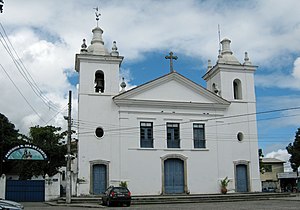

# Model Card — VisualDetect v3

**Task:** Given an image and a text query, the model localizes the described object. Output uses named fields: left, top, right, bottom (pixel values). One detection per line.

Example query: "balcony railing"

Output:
left=194, top=139, right=206, bottom=148
left=140, top=139, right=154, bottom=148
left=167, top=139, right=180, bottom=148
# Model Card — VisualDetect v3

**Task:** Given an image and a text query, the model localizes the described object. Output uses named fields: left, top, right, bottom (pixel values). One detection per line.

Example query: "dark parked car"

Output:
left=102, top=186, right=131, bottom=207
left=262, top=187, right=275, bottom=192
left=0, top=199, right=24, bottom=209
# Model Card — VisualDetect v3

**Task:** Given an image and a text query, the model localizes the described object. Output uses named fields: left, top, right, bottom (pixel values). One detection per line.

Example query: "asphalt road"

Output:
left=23, top=200, right=300, bottom=210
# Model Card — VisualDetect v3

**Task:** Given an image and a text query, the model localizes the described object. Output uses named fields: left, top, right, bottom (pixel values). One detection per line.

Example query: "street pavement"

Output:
left=22, top=198, right=300, bottom=210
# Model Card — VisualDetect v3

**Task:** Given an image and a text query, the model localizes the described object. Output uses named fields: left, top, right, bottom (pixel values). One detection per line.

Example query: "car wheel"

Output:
left=126, top=201, right=131, bottom=207
left=102, top=199, right=106, bottom=206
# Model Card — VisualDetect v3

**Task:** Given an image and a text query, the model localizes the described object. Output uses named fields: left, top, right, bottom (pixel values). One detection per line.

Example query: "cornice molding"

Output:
left=114, top=98, right=229, bottom=110
left=75, top=53, right=124, bottom=72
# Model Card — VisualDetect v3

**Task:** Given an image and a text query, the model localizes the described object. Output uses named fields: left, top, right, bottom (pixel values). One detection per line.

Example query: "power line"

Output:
left=44, top=104, right=68, bottom=125
left=0, top=23, right=71, bottom=127
left=0, top=63, right=46, bottom=123
left=0, top=22, right=61, bottom=111
left=76, top=133, right=293, bottom=144
left=74, top=111, right=300, bottom=133
left=73, top=106, right=300, bottom=135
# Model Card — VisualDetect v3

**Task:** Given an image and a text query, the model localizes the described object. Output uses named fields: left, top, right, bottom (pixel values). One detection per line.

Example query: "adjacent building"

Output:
left=75, top=20, right=261, bottom=196
left=260, top=158, right=285, bottom=192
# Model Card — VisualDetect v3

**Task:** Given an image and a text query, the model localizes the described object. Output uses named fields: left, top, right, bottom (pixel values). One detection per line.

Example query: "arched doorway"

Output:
left=164, top=158, right=184, bottom=194
left=92, top=164, right=107, bottom=194
left=236, top=164, right=248, bottom=192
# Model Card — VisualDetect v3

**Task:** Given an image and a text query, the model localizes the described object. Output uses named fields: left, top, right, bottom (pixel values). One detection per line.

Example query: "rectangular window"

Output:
left=264, top=165, right=272, bottom=172
left=193, top=123, right=205, bottom=148
left=167, top=123, right=180, bottom=148
left=140, top=122, right=153, bottom=148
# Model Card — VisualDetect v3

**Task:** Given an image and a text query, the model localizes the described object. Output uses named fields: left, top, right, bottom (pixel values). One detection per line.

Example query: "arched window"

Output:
left=95, top=70, right=104, bottom=93
left=233, top=79, right=242, bottom=100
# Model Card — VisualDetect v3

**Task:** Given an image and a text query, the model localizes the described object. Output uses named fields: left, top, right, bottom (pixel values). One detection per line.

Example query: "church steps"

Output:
left=56, top=192, right=296, bottom=205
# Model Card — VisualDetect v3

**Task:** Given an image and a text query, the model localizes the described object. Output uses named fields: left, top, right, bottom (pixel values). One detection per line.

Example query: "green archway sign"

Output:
left=4, top=144, right=48, bottom=161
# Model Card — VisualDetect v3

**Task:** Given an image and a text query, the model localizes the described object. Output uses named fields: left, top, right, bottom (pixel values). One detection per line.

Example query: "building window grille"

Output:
left=167, top=123, right=180, bottom=148
left=140, top=122, right=153, bottom=148
left=193, top=123, right=206, bottom=148
left=264, top=165, right=272, bottom=172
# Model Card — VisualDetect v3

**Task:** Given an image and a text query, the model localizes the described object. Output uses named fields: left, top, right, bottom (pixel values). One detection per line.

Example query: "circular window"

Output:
left=237, top=132, right=244, bottom=141
left=95, top=127, right=104, bottom=138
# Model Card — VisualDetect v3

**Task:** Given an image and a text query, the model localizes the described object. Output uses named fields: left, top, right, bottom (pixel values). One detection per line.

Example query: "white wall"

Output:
left=76, top=39, right=261, bottom=195
left=0, top=174, right=6, bottom=199
left=45, top=174, right=61, bottom=201
left=77, top=98, right=261, bottom=195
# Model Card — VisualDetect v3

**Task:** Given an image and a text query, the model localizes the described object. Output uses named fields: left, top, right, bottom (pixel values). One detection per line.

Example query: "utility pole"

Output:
left=0, top=120, right=3, bottom=175
left=66, top=90, right=72, bottom=204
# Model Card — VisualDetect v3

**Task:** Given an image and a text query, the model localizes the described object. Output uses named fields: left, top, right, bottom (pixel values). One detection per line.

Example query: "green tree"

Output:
left=258, top=148, right=265, bottom=174
left=0, top=113, right=24, bottom=175
left=18, top=125, right=68, bottom=179
left=286, top=128, right=300, bottom=172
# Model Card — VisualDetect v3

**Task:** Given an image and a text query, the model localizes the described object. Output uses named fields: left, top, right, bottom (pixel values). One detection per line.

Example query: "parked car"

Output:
left=102, top=186, right=131, bottom=207
left=262, top=187, right=275, bottom=192
left=0, top=199, right=24, bottom=209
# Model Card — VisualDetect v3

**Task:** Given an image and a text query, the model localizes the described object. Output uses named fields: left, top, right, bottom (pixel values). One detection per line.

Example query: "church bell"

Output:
left=94, top=71, right=105, bottom=93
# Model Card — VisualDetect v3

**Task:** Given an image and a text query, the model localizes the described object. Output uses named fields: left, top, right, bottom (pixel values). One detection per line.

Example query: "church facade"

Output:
left=75, top=21, right=261, bottom=196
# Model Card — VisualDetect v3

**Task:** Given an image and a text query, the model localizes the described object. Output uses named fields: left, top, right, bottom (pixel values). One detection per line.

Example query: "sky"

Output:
left=1, top=0, right=300, bottom=171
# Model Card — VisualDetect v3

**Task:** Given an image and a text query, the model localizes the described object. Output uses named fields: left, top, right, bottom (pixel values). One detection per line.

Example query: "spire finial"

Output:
left=111, top=41, right=119, bottom=56
left=243, top=52, right=252, bottom=65
left=80, top=39, right=87, bottom=53
left=120, top=77, right=126, bottom=92
left=218, top=24, right=221, bottom=55
left=93, top=7, right=101, bottom=27
left=207, top=59, right=212, bottom=71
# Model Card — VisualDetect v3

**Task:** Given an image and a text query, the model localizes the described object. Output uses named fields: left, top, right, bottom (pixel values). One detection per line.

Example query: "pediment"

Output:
left=114, top=72, right=229, bottom=108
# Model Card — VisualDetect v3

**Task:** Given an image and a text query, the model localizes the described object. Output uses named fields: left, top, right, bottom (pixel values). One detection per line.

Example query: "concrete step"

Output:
left=57, top=197, right=102, bottom=204
left=57, top=193, right=296, bottom=205
left=131, top=193, right=296, bottom=205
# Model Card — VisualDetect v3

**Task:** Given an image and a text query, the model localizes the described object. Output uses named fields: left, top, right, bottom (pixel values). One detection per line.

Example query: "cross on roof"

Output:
left=93, top=7, right=101, bottom=27
left=165, top=52, right=178, bottom=73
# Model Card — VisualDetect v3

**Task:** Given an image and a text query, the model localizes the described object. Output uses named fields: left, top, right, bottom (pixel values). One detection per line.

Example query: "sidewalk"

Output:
left=46, top=201, right=104, bottom=208
left=47, top=192, right=299, bottom=208
left=271, top=193, right=300, bottom=201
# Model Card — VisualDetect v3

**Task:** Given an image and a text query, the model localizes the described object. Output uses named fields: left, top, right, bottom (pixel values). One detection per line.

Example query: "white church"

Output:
left=74, top=18, right=261, bottom=195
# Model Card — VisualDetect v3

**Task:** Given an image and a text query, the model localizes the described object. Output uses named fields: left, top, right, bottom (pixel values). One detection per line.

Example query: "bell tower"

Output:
left=75, top=12, right=124, bottom=195
left=75, top=7, right=123, bottom=95
left=75, top=30, right=123, bottom=96
left=203, top=38, right=257, bottom=103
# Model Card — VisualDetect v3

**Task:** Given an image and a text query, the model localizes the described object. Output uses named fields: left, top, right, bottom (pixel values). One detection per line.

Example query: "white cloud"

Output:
left=266, top=149, right=289, bottom=161
left=257, top=95, right=300, bottom=129
left=266, top=149, right=292, bottom=172
left=1, top=0, right=300, bottom=135
left=0, top=25, right=76, bottom=134
left=120, top=68, right=136, bottom=91
left=292, top=57, right=300, bottom=79
left=255, top=56, right=300, bottom=90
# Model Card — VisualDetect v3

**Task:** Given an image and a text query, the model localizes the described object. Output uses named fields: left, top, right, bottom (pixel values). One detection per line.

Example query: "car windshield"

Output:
left=113, top=187, right=128, bottom=193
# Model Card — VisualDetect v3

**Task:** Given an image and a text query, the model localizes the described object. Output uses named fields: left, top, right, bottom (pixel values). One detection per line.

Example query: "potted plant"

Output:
left=220, top=177, right=230, bottom=194
left=119, top=181, right=128, bottom=188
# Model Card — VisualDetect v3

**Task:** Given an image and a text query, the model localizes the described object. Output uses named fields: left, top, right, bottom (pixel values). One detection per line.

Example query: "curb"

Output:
left=46, top=201, right=104, bottom=208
